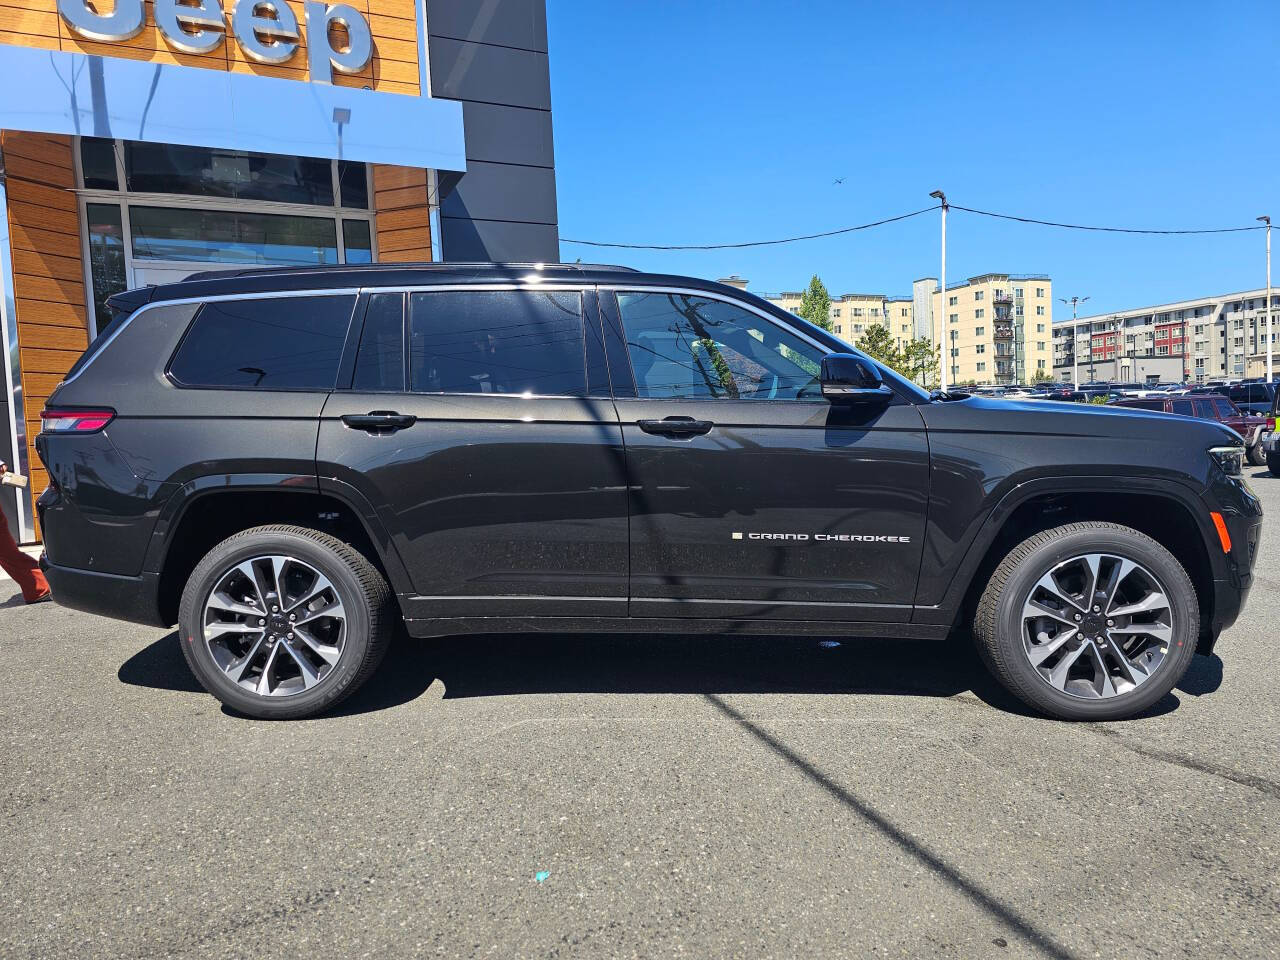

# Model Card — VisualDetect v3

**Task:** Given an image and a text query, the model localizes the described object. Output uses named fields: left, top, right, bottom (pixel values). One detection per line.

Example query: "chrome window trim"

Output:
left=60, top=281, right=833, bottom=392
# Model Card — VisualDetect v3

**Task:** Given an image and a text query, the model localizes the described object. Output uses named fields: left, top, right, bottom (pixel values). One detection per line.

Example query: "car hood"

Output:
left=922, top=395, right=1242, bottom=445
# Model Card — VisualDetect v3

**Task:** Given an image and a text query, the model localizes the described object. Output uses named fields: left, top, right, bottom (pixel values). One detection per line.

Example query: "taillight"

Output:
left=1269, top=417, right=1276, bottom=432
left=40, top=408, right=115, bottom=433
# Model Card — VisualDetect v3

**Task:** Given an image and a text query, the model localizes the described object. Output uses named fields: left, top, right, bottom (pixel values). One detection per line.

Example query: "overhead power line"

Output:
left=559, top=202, right=1267, bottom=250
left=559, top=205, right=939, bottom=250
left=949, top=204, right=1268, bottom=235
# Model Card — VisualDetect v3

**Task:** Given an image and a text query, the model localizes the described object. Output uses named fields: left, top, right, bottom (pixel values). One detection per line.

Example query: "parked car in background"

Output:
left=1111, top=394, right=1270, bottom=465
left=1041, top=388, right=1088, bottom=402
left=1263, top=387, right=1279, bottom=477
left=1219, top=381, right=1277, bottom=416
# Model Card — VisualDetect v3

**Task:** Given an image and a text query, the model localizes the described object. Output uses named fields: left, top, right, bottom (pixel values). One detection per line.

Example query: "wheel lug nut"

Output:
left=1092, top=605, right=1100, bottom=612
left=1074, top=613, right=1082, bottom=622
left=287, top=632, right=294, bottom=640
left=258, top=618, right=266, bottom=626
left=272, top=605, right=279, bottom=613
left=1106, top=618, right=1114, bottom=626
left=288, top=614, right=296, bottom=622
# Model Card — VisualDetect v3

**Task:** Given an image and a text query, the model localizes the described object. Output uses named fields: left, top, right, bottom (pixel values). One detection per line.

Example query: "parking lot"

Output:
left=1, top=471, right=1276, bottom=960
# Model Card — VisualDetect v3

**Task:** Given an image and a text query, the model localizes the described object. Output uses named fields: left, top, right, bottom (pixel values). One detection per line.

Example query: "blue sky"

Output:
left=547, top=1, right=1279, bottom=319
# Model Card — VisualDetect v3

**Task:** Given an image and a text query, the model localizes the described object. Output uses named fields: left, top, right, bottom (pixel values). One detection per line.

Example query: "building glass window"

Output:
left=76, top=137, right=378, bottom=334
left=80, top=138, right=119, bottom=191
left=338, top=160, right=370, bottom=209
left=130, top=206, right=339, bottom=265
left=125, top=142, right=334, bottom=206
left=343, top=220, right=374, bottom=264
left=85, top=203, right=127, bottom=328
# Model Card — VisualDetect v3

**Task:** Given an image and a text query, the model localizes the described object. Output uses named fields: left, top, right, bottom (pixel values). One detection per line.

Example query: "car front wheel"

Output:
left=974, top=522, right=1198, bottom=721
left=1268, top=448, right=1280, bottom=477
left=178, top=525, right=394, bottom=719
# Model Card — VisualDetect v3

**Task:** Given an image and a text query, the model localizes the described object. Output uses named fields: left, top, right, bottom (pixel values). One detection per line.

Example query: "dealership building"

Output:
left=0, top=0, right=559, bottom=543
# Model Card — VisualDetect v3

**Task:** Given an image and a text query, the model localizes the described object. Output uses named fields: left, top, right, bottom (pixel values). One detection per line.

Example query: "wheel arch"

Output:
left=924, top=477, right=1220, bottom=649
left=147, top=476, right=412, bottom=626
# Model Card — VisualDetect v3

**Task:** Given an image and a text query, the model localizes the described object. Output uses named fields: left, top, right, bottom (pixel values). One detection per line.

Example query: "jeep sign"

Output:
left=57, top=0, right=374, bottom=84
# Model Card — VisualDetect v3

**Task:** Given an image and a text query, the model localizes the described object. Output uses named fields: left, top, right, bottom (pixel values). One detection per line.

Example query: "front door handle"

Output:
left=341, top=411, right=417, bottom=433
left=637, top=416, right=714, bottom=437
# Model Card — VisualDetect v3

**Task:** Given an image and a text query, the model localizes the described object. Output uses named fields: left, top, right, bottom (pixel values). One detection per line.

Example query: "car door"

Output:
left=600, top=287, right=930, bottom=623
left=317, top=286, right=629, bottom=623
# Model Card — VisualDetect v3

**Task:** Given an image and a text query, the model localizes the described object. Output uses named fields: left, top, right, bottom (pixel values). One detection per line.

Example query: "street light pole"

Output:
left=1059, top=295, right=1089, bottom=388
left=930, top=190, right=948, bottom=392
left=1260, top=216, right=1272, bottom=382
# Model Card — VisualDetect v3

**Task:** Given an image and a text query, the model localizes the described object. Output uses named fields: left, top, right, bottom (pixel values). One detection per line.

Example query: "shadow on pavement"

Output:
left=119, top=629, right=1206, bottom=721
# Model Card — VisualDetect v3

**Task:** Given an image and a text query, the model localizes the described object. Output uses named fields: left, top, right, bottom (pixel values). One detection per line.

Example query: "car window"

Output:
left=1211, top=396, right=1237, bottom=418
left=170, top=295, right=355, bottom=389
left=352, top=293, right=405, bottom=392
left=1170, top=399, right=1194, bottom=417
left=409, top=290, right=584, bottom=396
left=616, top=291, right=824, bottom=400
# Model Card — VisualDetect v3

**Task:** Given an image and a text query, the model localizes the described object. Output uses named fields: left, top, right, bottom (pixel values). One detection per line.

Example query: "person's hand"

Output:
left=0, top=462, right=7, bottom=476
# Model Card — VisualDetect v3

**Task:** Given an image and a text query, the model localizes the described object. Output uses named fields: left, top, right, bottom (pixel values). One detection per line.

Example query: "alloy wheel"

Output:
left=1020, top=553, right=1173, bottom=699
left=202, top=555, right=347, bottom=698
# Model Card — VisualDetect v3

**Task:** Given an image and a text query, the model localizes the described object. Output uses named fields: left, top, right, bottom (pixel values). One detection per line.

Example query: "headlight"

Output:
left=1208, top=445, right=1245, bottom=476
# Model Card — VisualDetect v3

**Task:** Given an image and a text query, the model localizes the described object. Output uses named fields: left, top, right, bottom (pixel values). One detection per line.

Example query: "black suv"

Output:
left=36, top=264, right=1262, bottom=721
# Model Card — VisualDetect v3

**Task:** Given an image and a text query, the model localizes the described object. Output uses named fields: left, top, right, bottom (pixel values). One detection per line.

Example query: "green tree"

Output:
left=1030, top=366, right=1053, bottom=385
left=900, top=336, right=941, bottom=388
left=855, top=323, right=902, bottom=369
left=798, top=275, right=832, bottom=332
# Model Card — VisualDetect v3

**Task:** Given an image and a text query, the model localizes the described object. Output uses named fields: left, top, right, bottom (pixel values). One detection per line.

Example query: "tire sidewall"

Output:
left=993, top=527, right=1198, bottom=720
left=178, top=529, right=372, bottom=719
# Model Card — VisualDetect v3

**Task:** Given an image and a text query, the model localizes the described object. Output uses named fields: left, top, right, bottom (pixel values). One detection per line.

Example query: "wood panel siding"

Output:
left=2, top=132, right=88, bottom=537
left=1, top=0, right=420, bottom=96
left=372, top=165, right=431, bottom=262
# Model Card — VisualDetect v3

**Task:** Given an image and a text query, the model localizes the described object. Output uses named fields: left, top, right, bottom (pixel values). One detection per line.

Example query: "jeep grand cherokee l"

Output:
left=35, top=264, right=1262, bottom=721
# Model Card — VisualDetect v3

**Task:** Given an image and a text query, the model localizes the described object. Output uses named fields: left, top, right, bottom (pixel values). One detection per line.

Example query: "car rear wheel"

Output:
left=974, top=522, right=1198, bottom=721
left=178, top=525, right=394, bottom=719
left=1267, top=449, right=1280, bottom=477
left=1247, top=442, right=1267, bottom=467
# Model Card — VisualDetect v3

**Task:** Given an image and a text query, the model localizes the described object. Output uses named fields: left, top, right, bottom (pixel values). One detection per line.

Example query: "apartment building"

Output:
left=1052, top=289, right=1280, bottom=384
left=762, top=273, right=1050, bottom=385
left=763, top=291, right=904, bottom=345
left=931, top=274, right=1054, bottom=385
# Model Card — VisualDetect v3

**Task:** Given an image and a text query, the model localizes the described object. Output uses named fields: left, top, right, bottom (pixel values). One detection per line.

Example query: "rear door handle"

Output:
left=341, top=411, right=417, bottom=433
left=637, top=416, right=714, bottom=437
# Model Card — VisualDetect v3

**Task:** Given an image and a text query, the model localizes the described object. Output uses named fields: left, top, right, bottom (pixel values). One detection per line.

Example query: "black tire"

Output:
left=1247, top=442, right=1267, bottom=467
left=973, top=522, right=1198, bottom=721
left=1268, top=449, right=1280, bottom=477
left=178, top=525, right=394, bottom=719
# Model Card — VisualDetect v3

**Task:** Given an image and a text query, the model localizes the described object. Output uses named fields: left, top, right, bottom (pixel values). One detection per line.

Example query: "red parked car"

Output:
left=1111, top=394, right=1269, bottom=465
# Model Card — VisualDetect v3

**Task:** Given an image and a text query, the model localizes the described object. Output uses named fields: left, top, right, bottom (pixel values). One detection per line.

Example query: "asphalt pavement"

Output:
left=2, top=471, right=1277, bottom=959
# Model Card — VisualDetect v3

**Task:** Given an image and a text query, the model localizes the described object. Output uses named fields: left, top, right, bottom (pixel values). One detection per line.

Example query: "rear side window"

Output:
left=170, top=295, right=355, bottom=389
left=409, top=290, right=584, bottom=396
left=1170, top=399, right=1194, bottom=417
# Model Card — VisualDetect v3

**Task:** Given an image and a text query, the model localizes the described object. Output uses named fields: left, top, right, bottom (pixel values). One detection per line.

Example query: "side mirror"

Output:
left=820, top=353, right=892, bottom=404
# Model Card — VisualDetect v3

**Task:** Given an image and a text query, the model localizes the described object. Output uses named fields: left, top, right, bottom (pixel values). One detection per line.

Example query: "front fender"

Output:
left=911, top=473, right=1222, bottom=626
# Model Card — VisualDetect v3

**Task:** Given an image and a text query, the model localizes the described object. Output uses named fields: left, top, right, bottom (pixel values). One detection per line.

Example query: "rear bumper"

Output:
left=40, top=556, right=168, bottom=628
